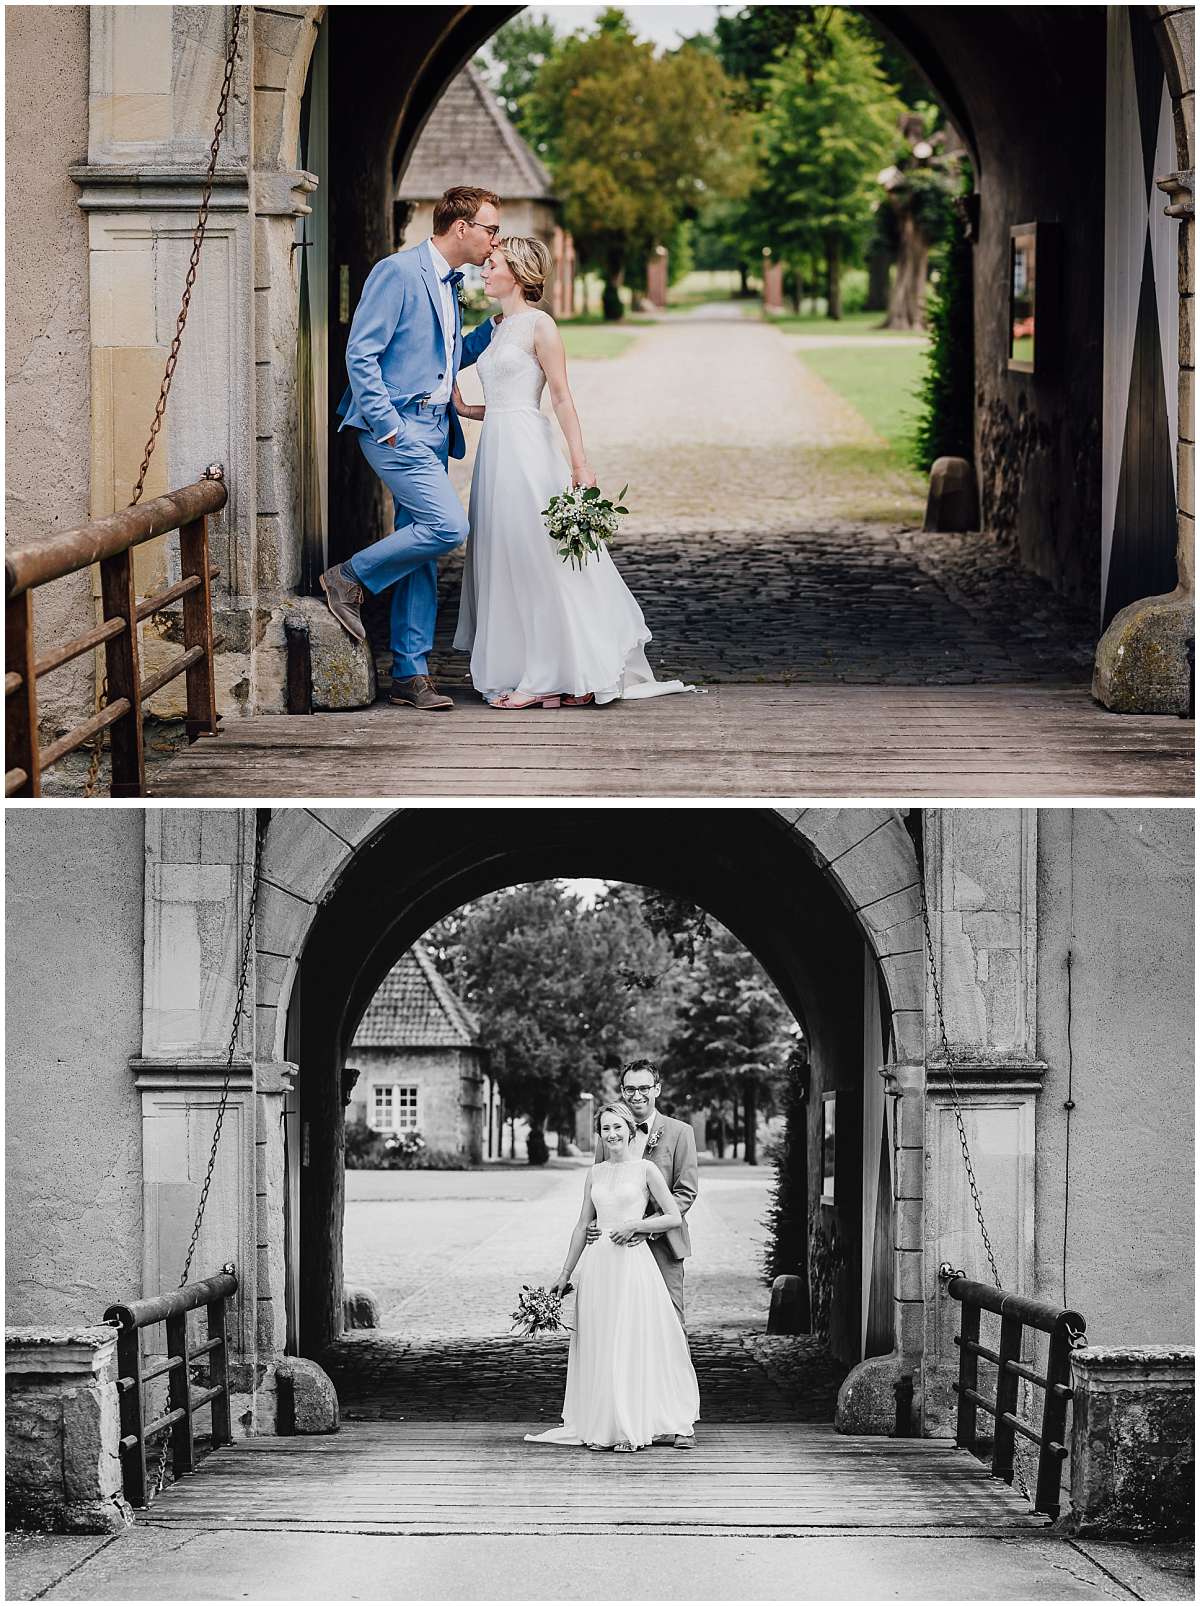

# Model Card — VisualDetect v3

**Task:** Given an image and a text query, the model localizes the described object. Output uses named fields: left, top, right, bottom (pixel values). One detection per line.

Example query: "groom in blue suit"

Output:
left=322, top=186, right=501, bottom=711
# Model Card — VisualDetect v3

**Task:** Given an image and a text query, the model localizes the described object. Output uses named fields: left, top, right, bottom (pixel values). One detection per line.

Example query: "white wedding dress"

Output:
left=525, top=1159, right=700, bottom=1450
left=454, top=308, right=690, bottom=705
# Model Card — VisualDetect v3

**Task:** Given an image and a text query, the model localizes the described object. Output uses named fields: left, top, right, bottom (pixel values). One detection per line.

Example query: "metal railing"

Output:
left=103, top=1265, right=238, bottom=1508
left=940, top=1264, right=1087, bottom=1518
left=5, top=468, right=227, bottom=798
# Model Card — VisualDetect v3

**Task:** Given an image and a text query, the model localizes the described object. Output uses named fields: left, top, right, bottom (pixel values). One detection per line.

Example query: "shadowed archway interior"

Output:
left=282, top=810, right=908, bottom=1365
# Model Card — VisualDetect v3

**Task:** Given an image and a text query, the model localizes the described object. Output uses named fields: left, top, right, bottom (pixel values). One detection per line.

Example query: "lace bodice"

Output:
left=591, top=1160, right=651, bottom=1229
left=477, top=308, right=548, bottom=413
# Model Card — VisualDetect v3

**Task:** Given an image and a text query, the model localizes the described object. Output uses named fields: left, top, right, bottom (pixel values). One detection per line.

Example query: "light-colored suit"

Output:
left=335, top=242, right=495, bottom=678
left=635, top=1112, right=698, bottom=1323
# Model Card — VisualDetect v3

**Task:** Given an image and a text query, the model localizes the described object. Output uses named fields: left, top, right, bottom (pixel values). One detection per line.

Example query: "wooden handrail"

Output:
left=104, top=1265, right=237, bottom=1508
left=5, top=470, right=226, bottom=797
left=5, top=477, right=227, bottom=597
left=940, top=1266, right=1086, bottom=1520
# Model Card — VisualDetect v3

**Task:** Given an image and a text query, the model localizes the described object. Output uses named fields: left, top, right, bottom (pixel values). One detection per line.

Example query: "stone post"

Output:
left=6, top=1329, right=131, bottom=1533
left=72, top=6, right=256, bottom=718
left=645, top=246, right=669, bottom=309
left=922, top=809, right=1045, bottom=1433
left=135, top=809, right=260, bottom=1429
left=1067, top=1346, right=1194, bottom=1537
left=762, top=257, right=785, bottom=313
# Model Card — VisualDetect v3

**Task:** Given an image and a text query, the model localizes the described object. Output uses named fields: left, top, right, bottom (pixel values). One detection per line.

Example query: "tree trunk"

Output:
left=866, top=241, right=892, bottom=312
left=790, top=266, right=801, bottom=315
left=602, top=250, right=625, bottom=322
left=744, top=1082, right=758, bottom=1166
left=825, top=234, right=843, bottom=320
left=508, top=1117, right=516, bottom=1160
left=884, top=211, right=931, bottom=331
left=737, top=262, right=750, bottom=297
left=715, top=1112, right=726, bottom=1158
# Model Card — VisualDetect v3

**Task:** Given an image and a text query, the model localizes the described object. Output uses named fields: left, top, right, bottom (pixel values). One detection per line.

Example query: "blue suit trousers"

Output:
left=350, top=411, right=469, bottom=680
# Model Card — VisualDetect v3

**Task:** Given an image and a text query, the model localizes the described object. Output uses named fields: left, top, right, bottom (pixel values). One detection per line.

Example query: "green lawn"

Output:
left=794, top=341, right=928, bottom=463
left=770, top=309, right=923, bottom=339
left=560, top=325, right=638, bottom=360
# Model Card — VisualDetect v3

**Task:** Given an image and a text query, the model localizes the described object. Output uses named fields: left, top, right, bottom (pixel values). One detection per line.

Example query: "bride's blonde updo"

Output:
left=594, top=1100, right=638, bottom=1143
left=497, top=235, right=553, bottom=305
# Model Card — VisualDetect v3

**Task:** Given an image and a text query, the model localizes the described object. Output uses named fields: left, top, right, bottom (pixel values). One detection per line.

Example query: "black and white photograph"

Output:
left=4, top=806, right=1195, bottom=1599
left=3, top=1, right=1196, bottom=1602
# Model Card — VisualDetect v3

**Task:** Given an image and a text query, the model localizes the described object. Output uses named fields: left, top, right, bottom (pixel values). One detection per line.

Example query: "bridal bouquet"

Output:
left=511, top=1283, right=572, bottom=1336
left=543, top=484, right=629, bottom=569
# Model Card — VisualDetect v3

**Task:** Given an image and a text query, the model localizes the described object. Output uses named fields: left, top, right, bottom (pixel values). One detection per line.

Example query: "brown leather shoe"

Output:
left=319, top=562, right=366, bottom=642
left=389, top=674, right=454, bottom=711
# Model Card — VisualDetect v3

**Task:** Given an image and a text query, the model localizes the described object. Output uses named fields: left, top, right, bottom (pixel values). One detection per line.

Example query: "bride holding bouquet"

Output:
left=524, top=1101, right=700, bottom=1452
left=452, top=236, right=689, bottom=709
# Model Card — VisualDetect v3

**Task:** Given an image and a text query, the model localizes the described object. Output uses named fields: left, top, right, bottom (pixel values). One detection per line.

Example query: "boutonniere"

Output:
left=644, top=1126, right=665, bottom=1155
left=456, top=284, right=468, bottom=311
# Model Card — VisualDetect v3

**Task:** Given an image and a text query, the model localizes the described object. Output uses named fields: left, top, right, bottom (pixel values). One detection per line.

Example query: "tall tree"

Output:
left=426, top=882, right=671, bottom=1159
left=662, top=925, right=796, bottom=1165
left=524, top=9, right=745, bottom=319
left=749, top=13, right=903, bottom=319
left=875, top=108, right=966, bottom=330
left=475, top=13, right=560, bottom=139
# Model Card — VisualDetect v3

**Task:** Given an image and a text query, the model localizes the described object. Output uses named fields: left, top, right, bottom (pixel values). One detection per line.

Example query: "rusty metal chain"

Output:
left=150, top=808, right=269, bottom=1502
left=85, top=8, right=242, bottom=791
left=132, top=5, right=243, bottom=507
left=915, top=823, right=1034, bottom=1505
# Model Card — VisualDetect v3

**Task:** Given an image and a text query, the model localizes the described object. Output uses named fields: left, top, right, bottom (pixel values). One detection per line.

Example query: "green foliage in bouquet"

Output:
left=542, top=483, right=629, bottom=569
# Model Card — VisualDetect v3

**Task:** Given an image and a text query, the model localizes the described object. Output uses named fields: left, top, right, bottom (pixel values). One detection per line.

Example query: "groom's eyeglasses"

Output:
left=622, top=1085, right=656, bottom=1100
left=470, top=218, right=500, bottom=240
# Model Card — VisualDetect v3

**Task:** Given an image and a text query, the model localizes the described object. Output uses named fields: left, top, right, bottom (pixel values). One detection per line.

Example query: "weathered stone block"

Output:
left=766, top=1275, right=808, bottom=1335
left=342, top=1286, right=382, bottom=1331
left=924, top=456, right=979, bottom=532
left=835, top=1350, right=918, bottom=1435
left=275, top=1357, right=339, bottom=1434
left=284, top=598, right=376, bottom=711
left=1067, top=1346, right=1194, bottom=1538
left=6, top=1328, right=131, bottom=1534
left=1092, top=591, right=1193, bottom=715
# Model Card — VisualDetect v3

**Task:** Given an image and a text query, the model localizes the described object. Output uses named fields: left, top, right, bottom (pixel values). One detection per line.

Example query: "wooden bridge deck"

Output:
left=152, top=684, right=1193, bottom=799
left=137, top=1422, right=1048, bottom=1537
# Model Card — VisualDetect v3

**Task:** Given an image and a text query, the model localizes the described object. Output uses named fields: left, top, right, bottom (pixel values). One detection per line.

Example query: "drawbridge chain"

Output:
left=150, top=808, right=269, bottom=1501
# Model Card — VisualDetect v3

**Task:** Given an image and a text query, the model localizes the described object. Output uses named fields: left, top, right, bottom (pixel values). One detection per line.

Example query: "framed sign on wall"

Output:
left=1008, top=222, right=1058, bottom=375
left=822, top=1092, right=837, bottom=1205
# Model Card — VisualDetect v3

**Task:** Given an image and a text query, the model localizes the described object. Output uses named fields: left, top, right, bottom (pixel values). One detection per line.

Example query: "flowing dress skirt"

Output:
left=455, top=406, right=690, bottom=705
left=524, top=1236, right=700, bottom=1449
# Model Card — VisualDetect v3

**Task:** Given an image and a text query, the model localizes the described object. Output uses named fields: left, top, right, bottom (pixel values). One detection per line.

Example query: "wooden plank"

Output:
left=138, top=1421, right=1047, bottom=1536
left=152, top=685, right=1193, bottom=800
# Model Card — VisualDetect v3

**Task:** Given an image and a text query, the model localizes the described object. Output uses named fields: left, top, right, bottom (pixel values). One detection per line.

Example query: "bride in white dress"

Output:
left=453, top=237, right=690, bottom=709
left=525, top=1101, right=700, bottom=1452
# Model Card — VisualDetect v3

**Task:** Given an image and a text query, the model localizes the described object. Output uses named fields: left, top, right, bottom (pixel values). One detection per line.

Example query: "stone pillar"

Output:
left=135, top=809, right=261, bottom=1428
left=72, top=6, right=256, bottom=718
left=645, top=246, right=669, bottom=309
left=922, top=809, right=1045, bottom=1433
left=763, top=258, right=785, bottom=313
left=5, top=1328, right=131, bottom=1533
left=1067, top=1346, right=1194, bottom=1537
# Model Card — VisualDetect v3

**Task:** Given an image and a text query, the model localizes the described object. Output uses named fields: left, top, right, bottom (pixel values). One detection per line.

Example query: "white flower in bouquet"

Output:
left=542, top=483, right=630, bottom=570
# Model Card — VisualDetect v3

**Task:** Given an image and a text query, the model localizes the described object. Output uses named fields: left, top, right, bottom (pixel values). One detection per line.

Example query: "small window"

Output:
left=396, top=1086, right=419, bottom=1132
left=373, top=1085, right=395, bottom=1131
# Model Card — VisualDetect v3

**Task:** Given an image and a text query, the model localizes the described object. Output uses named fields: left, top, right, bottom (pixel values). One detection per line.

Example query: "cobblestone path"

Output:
left=411, top=316, right=1098, bottom=690
left=322, top=1330, right=848, bottom=1425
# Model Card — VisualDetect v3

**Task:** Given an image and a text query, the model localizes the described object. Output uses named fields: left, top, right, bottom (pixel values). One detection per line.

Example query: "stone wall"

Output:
left=5, top=811, right=145, bottom=1329
left=1035, top=809, right=1194, bottom=1347
left=4, top=7, right=95, bottom=740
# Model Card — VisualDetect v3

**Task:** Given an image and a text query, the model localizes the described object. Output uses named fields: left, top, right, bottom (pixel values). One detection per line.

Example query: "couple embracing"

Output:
left=526, top=1060, right=701, bottom=1454
left=324, top=186, right=688, bottom=711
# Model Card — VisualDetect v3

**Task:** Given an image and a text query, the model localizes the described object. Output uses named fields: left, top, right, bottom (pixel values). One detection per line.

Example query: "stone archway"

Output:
left=248, top=4, right=1193, bottom=713
left=251, top=807, right=927, bottom=1423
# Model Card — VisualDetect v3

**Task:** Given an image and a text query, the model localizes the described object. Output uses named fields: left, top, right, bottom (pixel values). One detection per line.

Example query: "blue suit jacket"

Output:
left=336, top=243, right=495, bottom=460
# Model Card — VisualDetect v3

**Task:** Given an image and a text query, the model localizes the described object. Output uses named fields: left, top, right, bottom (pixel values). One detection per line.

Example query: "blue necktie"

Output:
left=442, top=270, right=464, bottom=287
